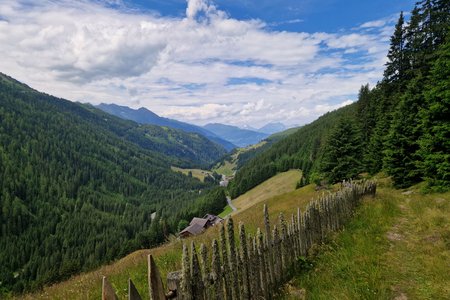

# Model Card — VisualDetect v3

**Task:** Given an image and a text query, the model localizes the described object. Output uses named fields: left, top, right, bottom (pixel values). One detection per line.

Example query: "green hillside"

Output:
left=0, top=73, right=226, bottom=295
left=230, top=0, right=450, bottom=198
left=229, top=105, right=353, bottom=197
left=285, top=182, right=450, bottom=299
left=212, top=127, right=301, bottom=176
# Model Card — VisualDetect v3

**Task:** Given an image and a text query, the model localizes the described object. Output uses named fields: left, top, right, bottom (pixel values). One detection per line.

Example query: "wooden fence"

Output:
left=102, top=180, right=376, bottom=300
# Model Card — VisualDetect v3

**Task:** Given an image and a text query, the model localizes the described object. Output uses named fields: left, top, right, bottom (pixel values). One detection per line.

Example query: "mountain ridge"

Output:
left=97, top=103, right=236, bottom=151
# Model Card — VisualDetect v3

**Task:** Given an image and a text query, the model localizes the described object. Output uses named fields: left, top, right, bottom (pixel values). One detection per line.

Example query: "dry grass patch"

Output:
left=231, top=170, right=302, bottom=213
left=170, top=166, right=212, bottom=182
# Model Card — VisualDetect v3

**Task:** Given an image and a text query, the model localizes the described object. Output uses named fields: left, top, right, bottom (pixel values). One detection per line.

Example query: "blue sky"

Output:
left=126, top=0, right=414, bottom=32
left=0, top=0, right=416, bottom=127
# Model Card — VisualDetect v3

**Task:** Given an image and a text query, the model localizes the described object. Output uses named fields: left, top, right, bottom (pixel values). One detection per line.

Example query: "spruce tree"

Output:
left=384, top=12, right=407, bottom=84
left=383, top=75, right=424, bottom=188
left=433, top=0, right=450, bottom=46
left=320, top=118, right=363, bottom=183
left=404, top=6, right=424, bottom=76
left=418, top=37, right=450, bottom=190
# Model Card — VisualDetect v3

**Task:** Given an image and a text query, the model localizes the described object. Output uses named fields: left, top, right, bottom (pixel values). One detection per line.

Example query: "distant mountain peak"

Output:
left=258, top=122, right=286, bottom=134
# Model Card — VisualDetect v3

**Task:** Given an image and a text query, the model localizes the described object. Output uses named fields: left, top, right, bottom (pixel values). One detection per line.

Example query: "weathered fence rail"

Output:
left=102, top=180, right=376, bottom=300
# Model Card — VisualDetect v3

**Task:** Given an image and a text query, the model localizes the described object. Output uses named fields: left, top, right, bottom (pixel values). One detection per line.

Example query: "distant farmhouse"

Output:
left=179, top=214, right=223, bottom=238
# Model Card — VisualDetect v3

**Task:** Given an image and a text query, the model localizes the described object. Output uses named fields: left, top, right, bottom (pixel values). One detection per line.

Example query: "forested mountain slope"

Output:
left=97, top=103, right=236, bottom=151
left=0, top=73, right=226, bottom=294
left=81, top=105, right=227, bottom=169
left=228, top=104, right=354, bottom=197
left=230, top=0, right=450, bottom=198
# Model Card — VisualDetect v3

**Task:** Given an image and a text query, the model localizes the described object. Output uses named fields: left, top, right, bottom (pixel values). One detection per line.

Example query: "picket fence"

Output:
left=102, top=180, right=377, bottom=300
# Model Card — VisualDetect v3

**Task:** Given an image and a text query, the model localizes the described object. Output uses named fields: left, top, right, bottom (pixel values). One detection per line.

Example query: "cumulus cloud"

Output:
left=0, top=0, right=397, bottom=127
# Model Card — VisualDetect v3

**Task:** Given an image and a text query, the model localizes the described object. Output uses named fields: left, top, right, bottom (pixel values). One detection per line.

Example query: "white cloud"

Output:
left=0, top=0, right=397, bottom=127
left=360, top=20, right=387, bottom=28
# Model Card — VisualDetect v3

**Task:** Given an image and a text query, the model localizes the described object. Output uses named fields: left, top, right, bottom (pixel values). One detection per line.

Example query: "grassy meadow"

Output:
left=283, top=182, right=450, bottom=299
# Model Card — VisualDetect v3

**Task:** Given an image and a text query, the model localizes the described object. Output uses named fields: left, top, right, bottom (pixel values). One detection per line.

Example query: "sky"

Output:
left=0, top=0, right=416, bottom=127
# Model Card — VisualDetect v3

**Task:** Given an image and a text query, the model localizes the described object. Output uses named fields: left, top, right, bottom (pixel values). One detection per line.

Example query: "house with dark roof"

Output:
left=203, top=214, right=223, bottom=226
left=179, top=214, right=224, bottom=238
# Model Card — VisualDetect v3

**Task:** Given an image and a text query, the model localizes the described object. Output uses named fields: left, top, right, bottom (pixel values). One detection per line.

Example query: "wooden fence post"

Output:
left=279, top=212, right=287, bottom=274
left=190, top=242, right=204, bottom=299
left=200, top=244, right=210, bottom=299
left=181, top=244, right=193, bottom=300
left=148, top=254, right=166, bottom=300
left=272, top=225, right=281, bottom=285
left=102, top=276, right=118, bottom=300
left=264, top=204, right=275, bottom=287
left=211, top=239, right=223, bottom=300
left=128, top=279, right=142, bottom=300
left=251, top=236, right=261, bottom=299
left=226, top=218, right=240, bottom=300
left=220, top=225, right=232, bottom=300
left=257, top=228, right=269, bottom=299
left=238, top=223, right=250, bottom=299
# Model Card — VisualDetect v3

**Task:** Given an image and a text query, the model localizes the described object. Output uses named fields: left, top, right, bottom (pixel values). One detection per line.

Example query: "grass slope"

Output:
left=20, top=173, right=449, bottom=300
left=284, top=181, right=450, bottom=299
left=231, top=170, right=302, bottom=213
left=20, top=171, right=316, bottom=299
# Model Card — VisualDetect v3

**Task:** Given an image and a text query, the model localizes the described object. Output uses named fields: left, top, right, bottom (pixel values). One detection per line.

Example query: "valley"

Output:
left=0, top=0, right=449, bottom=298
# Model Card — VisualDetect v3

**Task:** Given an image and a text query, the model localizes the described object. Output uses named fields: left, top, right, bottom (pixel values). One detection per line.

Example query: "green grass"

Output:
left=283, top=185, right=450, bottom=300
left=218, top=205, right=233, bottom=218
left=231, top=169, right=302, bottom=212
left=213, top=160, right=235, bottom=176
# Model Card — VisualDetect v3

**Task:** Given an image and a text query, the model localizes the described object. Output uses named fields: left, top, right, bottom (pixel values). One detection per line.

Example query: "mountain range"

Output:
left=97, top=103, right=236, bottom=151
left=97, top=103, right=287, bottom=148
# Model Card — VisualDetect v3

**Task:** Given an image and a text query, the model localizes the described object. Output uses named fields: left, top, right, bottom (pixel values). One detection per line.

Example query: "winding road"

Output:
left=226, top=196, right=237, bottom=211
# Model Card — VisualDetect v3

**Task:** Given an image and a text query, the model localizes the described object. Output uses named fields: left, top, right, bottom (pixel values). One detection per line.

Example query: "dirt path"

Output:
left=384, top=189, right=450, bottom=300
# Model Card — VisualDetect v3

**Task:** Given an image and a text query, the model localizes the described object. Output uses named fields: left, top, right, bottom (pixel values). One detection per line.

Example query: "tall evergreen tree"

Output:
left=418, top=37, right=450, bottom=190
left=320, top=118, right=363, bottom=183
left=384, top=12, right=407, bottom=84
left=356, top=84, right=375, bottom=143
left=383, top=75, right=425, bottom=188
left=433, top=0, right=450, bottom=46
left=404, top=6, right=424, bottom=75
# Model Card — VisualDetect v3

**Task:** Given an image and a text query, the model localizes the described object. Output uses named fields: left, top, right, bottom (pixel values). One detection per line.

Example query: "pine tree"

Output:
left=320, top=118, right=363, bottom=183
left=383, top=75, right=425, bottom=188
left=418, top=37, right=450, bottom=190
left=356, top=84, right=375, bottom=142
left=404, top=6, right=424, bottom=75
left=384, top=12, right=407, bottom=84
left=433, top=0, right=450, bottom=46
